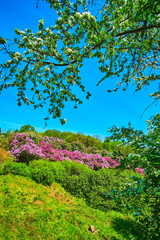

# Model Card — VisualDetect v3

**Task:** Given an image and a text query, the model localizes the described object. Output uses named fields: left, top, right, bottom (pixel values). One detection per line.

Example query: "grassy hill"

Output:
left=0, top=173, right=141, bottom=240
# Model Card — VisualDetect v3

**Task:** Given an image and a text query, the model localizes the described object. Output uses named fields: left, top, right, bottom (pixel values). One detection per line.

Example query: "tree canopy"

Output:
left=0, top=0, right=160, bottom=124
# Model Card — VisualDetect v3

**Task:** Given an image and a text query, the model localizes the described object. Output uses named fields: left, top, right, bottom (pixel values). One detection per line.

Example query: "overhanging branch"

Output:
left=116, top=23, right=160, bottom=37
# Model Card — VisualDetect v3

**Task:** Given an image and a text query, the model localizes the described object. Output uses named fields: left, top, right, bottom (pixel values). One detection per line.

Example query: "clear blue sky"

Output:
left=0, top=0, right=159, bottom=139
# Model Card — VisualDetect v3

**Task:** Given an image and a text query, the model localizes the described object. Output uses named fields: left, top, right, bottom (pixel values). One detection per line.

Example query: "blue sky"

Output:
left=0, top=0, right=159, bottom=139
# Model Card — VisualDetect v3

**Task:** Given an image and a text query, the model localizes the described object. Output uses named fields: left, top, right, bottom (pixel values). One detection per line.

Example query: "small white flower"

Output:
left=44, top=67, right=50, bottom=72
left=6, top=60, right=12, bottom=64
left=15, top=52, right=22, bottom=56
left=37, top=38, right=43, bottom=42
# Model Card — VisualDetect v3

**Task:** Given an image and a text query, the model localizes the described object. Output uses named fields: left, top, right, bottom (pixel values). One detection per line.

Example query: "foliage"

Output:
left=102, top=140, right=132, bottom=155
left=1, top=157, right=143, bottom=213
left=20, top=125, right=35, bottom=132
left=107, top=114, right=160, bottom=169
left=2, top=159, right=31, bottom=177
left=0, top=147, right=10, bottom=164
left=60, top=162, right=143, bottom=211
left=106, top=114, right=160, bottom=239
left=43, top=129, right=62, bottom=138
left=1, top=0, right=160, bottom=123
left=29, top=159, right=65, bottom=185
left=0, top=132, right=14, bottom=150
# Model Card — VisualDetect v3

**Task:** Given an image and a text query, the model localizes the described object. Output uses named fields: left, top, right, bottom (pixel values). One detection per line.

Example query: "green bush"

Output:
left=60, top=161, right=92, bottom=198
left=42, top=129, right=62, bottom=138
left=28, top=159, right=143, bottom=211
left=55, top=161, right=143, bottom=212
left=61, top=160, right=92, bottom=176
left=29, top=159, right=65, bottom=185
left=2, top=160, right=31, bottom=177
left=61, top=166, right=142, bottom=211
left=87, top=168, right=143, bottom=211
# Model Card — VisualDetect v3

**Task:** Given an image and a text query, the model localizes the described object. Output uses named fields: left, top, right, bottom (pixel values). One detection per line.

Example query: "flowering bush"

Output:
left=40, top=140, right=119, bottom=170
left=10, top=133, right=44, bottom=164
left=9, top=133, right=144, bottom=174
left=42, top=136, right=65, bottom=150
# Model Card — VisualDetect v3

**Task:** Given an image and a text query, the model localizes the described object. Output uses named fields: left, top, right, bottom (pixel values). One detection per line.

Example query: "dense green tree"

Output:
left=0, top=0, right=160, bottom=123
left=20, top=125, right=35, bottom=132
left=106, top=113, right=160, bottom=239
left=43, top=129, right=62, bottom=138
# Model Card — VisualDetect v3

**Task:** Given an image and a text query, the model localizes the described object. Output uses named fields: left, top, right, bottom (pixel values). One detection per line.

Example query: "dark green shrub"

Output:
left=56, top=161, right=143, bottom=212
left=86, top=168, right=142, bottom=211
left=60, top=161, right=92, bottom=198
left=29, top=159, right=143, bottom=211
left=2, top=160, right=31, bottom=177
left=3, top=157, right=143, bottom=212
left=62, top=174, right=91, bottom=199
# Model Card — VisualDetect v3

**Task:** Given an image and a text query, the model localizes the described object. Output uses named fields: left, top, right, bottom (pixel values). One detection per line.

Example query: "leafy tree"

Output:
left=106, top=113, right=160, bottom=239
left=20, top=125, right=35, bottom=132
left=43, top=129, right=62, bottom=138
left=0, top=0, right=160, bottom=123
left=107, top=114, right=160, bottom=169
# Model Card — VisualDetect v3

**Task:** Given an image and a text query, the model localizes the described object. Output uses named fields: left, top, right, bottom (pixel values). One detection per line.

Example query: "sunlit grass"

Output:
left=0, top=174, right=142, bottom=240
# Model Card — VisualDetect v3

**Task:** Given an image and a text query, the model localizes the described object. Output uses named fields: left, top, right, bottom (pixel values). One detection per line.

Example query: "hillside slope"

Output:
left=0, top=174, right=141, bottom=240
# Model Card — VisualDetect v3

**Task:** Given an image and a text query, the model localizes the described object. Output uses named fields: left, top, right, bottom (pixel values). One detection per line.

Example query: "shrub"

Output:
left=43, top=129, right=62, bottom=138
left=10, top=133, right=44, bottom=164
left=61, top=159, right=92, bottom=176
left=40, top=140, right=119, bottom=170
left=2, top=160, right=30, bottom=177
left=29, top=159, right=65, bottom=185
left=61, top=165, right=143, bottom=211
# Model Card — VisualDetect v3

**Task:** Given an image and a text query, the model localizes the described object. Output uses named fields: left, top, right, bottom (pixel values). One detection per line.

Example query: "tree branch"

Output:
left=116, top=23, right=160, bottom=37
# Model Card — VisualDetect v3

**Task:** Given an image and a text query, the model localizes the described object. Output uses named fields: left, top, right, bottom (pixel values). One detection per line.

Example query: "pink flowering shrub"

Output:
left=10, top=133, right=44, bottom=164
left=40, top=140, right=119, bottom=170
left=9, top=133, right=143, bottom=174
left=136, top=167, right=144, bottom=175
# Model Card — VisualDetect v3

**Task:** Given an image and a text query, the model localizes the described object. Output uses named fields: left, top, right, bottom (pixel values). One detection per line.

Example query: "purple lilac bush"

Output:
left=10, top=133, right=44, bottom=163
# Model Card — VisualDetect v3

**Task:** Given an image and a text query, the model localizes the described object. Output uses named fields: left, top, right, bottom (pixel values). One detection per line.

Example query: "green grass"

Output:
left=0, top=174, right=142, bottom=240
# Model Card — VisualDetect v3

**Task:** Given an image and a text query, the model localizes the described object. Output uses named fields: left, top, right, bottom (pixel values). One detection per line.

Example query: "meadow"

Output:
left=0, top=126, right=159, bottom=239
